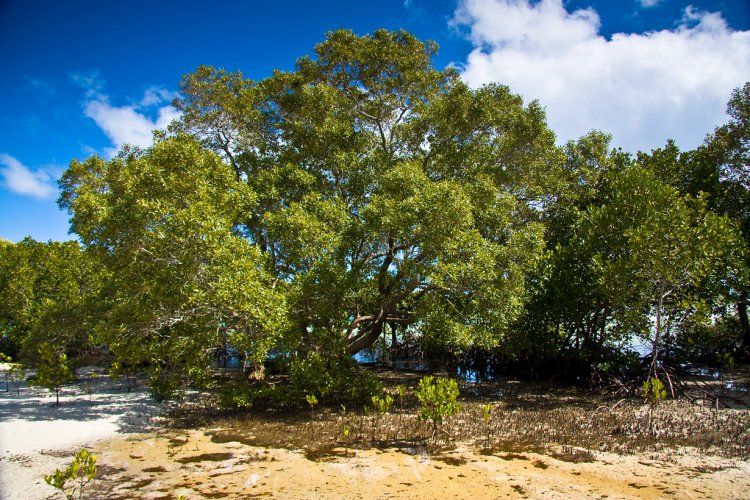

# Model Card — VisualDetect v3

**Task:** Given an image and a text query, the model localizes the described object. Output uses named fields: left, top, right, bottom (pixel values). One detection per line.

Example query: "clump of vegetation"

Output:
left=415, top=376, right=460, bottom=443
left=44, top=448, right=97, bottom=500
left=219, top=380, right=254, bottom=409
left=371, top=393, right=394, bottom=415
left=147, top=369, right=182, bottom=402
left=641, top=377, right=667, bottom=405
left=641, top=376, right=667, bottom=434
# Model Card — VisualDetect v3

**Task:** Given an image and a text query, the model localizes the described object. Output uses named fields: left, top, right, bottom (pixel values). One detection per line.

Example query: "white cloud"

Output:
left=139, top=86, right=179, bottom=108
left=0, top=154, right=57, bottom=199
left=69, top=69, right=105, bottom=98
left=453, top=0, right=750, bottom=153
left=72, top=74, right=181, bottom=157
left=84, top=96, right=179, bottom=156
left=638, top=0, right=661, bottom=8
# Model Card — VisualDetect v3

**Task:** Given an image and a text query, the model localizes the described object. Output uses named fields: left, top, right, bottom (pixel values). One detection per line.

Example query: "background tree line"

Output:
left=1, top=29, right=748, bottom=399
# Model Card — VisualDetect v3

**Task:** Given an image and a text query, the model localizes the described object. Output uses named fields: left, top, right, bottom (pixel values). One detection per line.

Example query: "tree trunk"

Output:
left=739, top=290, right=750, bottom=350
left=650, top=293, right=664, bottom=379
left=348, top=316, right=385, bottom=355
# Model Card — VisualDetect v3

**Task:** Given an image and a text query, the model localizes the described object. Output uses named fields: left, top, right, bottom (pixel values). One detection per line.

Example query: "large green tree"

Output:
left=576, top=166, right=745, bottom=376
left=0, top=238, right=98, bottom=362
left=58, top=136, right=286, bottom=388
left=173, top=29, right=559, bottom=358
left=639, top=83, right=750, bottom=352
left=705, top=83, right=750, bottom=348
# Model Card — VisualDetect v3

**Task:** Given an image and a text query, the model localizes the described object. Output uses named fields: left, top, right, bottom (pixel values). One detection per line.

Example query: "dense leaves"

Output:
left=2, top=30, right=748, bottom=397
left=174, top=29, right=553, bottom=362
left=58, top=136, right=286, bottom=388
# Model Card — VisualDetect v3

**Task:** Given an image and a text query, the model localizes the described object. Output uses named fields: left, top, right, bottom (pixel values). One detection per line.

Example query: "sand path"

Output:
left=0, top=370, right=164, bottom=499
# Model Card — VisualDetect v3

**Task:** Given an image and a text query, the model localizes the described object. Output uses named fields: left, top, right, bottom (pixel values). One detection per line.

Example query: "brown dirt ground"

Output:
left=88, top=427, right=750, bottom=499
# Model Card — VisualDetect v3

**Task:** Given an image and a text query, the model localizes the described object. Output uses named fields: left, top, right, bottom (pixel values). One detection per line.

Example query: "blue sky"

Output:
left=1, top=0, right=749, bottom=243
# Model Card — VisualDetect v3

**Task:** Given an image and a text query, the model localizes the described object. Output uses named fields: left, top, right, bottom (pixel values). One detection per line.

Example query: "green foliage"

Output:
left=6, top=362, right=27, bottom=395
left=717, top=351, right=736, bottom=370
left=306, top=393, right=318, bottom=421
left=371, top=393, right=394, bottom=415
left=147, top=369, right=182, bottom=403
left=58, top=136, right=287, bottom=397
left=44, top=449, right=97, bottom=500
left=30, top=342, right=73, bottom=405
left=396, top=384, right=406, bottom=410
left=289, top=351, right=380, bottom=404
left=481, top=403, right=493, bottom=423
left=305, top=393, right=318, bottom=409
left=641, top=377, right=667, bottom=405
left=218, top=380, right=254, bottom=409
left=173, top=29, right=555, bottom=359
left=0, top=238, right=99, bottom=363
left=415, top=376, right=460, bottom=427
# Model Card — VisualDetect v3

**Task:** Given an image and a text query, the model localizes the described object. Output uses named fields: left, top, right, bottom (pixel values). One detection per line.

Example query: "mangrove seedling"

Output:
left=306, top=393, right=318, bottom=419
left=481, top=403, right=493, bottom=448
left=44, top=448, right=97, bottom=500
left=371, top=394, right=394, bottom=416
left=415, top=376, right=460, bottom=444
left=641, top=376, right=667, bottom=435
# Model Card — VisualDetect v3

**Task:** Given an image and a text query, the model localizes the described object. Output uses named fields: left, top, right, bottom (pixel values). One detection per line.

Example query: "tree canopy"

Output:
left=172, top=29, right=557, bottom=359
left=3, top=29, right=748, bottom=398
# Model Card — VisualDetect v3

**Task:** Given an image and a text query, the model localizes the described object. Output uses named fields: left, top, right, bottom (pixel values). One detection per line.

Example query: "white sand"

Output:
left=0, top=373, right=164, bottom=500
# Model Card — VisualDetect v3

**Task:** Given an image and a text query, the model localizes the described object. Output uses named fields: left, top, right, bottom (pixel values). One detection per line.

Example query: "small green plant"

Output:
left=641, top=376, right=667, bottom=435
left=44, top=448, right=97, bottom=500
left=10, top=364, right=28, bottom=394
left=481, top=403, right=493, bottom=448
left=641, top=376, right=667, bottom=405
left=396, top=384, right=406, bottom=410
left=219, top=381, right=254, bottom=409
left=415, top=376, right=460, bottom=443
left=306, top=393, right=318, bottom=418
left=108, top=360, right=140, bottom=392
left=371, top=394, right=394, bottom=416
left=717, top=351, right=735, bottom=370
left=339, top=404, right=352, bottom=454
left=31, top=343, right=73, bottom=406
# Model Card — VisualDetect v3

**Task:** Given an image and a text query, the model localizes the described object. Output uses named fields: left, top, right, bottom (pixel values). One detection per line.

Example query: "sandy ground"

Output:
left=1, top=370, right=749, bottom=499
left=0, top=367, right=165, bottom=499
left=91, top=428, right=750, bottom=499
